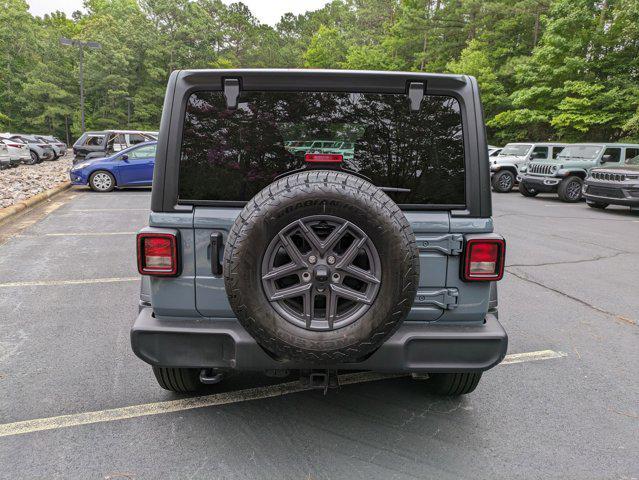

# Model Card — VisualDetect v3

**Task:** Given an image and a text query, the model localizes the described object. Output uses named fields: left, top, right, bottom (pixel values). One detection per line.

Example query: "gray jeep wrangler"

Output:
left=131, top=69, right=507, bottom=396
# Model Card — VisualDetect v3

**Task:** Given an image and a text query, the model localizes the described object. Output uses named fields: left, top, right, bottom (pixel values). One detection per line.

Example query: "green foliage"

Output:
left=0, top=0, right=637, bottom=144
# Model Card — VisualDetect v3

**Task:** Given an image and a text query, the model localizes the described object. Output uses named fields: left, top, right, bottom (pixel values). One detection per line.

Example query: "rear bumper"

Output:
left=131, top=308, right=508, bottom=373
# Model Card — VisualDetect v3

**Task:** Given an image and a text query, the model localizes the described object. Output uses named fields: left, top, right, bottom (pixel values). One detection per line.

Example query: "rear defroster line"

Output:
left=0, top=350, right=567, bottom=438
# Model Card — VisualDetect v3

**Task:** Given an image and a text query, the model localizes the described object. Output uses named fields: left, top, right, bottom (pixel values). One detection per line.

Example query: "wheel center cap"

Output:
left=313, top=264, right=330, bottom=283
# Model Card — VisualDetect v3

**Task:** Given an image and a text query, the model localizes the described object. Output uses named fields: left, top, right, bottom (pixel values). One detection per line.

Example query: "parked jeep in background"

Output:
left=131, top=69, right=507, bottom=397
left=490, top=142, right=566, bottom=193
left=518, top=143, right=639, bottom=202
left=72, top=130, right=155, bottom=162
left=584, top=152, right=639, bottom=212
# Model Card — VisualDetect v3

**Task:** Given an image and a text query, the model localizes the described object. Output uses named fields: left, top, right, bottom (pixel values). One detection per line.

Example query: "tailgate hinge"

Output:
left=417, top=234, right=463, bottom=256
left=223, top=78, right=240, bottom=110
left=414, top=288, right=459, bottom=310
left=408, top=82, right=425, bottom=112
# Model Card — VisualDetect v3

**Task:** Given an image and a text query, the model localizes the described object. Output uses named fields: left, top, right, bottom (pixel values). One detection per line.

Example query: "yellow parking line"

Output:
left=15, top=232, right=137, bottom=238
left=0, top=277, right=139, bottom=288
left=42, top=232, right=137, bottom=236
left=67, top=209, right=149, bottom=212
left=0, top=350, right=566, bottom=438
left=500, top=349, right=567, bottom=364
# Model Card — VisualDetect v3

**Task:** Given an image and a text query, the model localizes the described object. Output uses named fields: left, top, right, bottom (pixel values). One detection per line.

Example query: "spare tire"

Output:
left=223, top=170, right=419, bottom=363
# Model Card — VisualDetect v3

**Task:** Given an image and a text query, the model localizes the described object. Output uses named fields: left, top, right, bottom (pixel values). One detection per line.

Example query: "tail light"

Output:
left=6, top=143, right=23, bottom=148
left=462, top=238, right=505, bottom=281
left=305, top=153, right=343, bottom=163
left=137, top=232, right=179, bottom=276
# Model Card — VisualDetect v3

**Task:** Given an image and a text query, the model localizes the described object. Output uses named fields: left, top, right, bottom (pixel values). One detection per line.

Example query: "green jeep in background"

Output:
left=518, top=143, right=639, bottom=202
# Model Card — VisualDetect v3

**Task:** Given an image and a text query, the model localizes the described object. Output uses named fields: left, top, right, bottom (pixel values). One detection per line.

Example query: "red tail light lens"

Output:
left=7, top=143, right=23, bottom=148
left=305, top=153, right=343, bottom=163
left=463, top=238, right=505, bottom=281
left=137, top=233, right=179, bottom=276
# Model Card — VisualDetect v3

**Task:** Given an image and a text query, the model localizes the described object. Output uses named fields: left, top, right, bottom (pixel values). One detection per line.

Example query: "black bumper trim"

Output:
left=131, top=308, right=508, bottom=373
left=520, top=175, right=560, bottom=192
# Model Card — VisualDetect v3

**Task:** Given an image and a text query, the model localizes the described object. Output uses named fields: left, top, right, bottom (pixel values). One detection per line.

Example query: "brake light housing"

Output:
left=305, top=153, right=343, bottom=163
left=462, top=237, right=505, bottom=281
left=137, top=231, right=180, bottom=276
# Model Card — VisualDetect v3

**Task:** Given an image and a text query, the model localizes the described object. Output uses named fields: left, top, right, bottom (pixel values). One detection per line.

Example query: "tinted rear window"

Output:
left=178, top=91, right=465, bottom=205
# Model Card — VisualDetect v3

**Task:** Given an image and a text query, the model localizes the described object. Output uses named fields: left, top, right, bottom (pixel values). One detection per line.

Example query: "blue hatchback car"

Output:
left=69, top=141, right=157, bottom=192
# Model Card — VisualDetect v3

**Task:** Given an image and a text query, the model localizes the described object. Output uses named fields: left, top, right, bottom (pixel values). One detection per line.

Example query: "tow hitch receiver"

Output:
left=300, top=369, right=340, bottom=394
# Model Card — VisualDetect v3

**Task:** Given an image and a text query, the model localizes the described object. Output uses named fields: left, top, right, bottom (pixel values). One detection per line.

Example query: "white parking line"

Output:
left=0, top=277, right=139, bottom=288
left=0, top=350, right=566, bottom=438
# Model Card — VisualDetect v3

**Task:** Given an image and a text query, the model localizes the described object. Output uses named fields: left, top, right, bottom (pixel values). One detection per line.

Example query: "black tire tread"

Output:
left=426, top=372, right=482, bottom=396
left=518, top=182, right=538, bottom=197
left=224, top=170, right=419, bottom=362
left=152, top=366, right=201, bottom=393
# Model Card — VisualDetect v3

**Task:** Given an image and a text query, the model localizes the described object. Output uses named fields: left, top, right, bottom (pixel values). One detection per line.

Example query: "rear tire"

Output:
left=491, top=170, right=515, bottom=193
left=425, top=372, right=482, bottom=396
left=27, top=151, right=40, bottom=165
left=586, top=201, right=608, bottom=209
left=152, top=366, right=202, bottom=393
left=558, top=176, right=583, bottom=202
left=518, top=182, right=538, bottom=197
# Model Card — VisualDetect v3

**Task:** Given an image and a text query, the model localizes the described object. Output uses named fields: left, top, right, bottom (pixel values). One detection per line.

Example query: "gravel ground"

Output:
left=0, top=155, right=72, bottom=208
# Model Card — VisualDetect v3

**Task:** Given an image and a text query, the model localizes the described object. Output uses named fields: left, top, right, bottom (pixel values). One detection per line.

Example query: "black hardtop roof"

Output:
left=175, top=68, right=469, bottom=94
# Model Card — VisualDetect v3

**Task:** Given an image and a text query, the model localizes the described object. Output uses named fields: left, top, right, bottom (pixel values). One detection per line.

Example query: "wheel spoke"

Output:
left=340, top=264, right=380, bottom=285
left=330, top=283, right=373, bottom=305
left=303, top=291, right=314, bottom=328
left=278, top=232, right=307, bottom=267
left=321, top=222, right=350, bottom=254
left=297, top=219, right=350, bottom=255
left=325, top=290, right=338, bottom=329
left=335, top=236, right=367, bottom=269
left=262, top=262, right=301, bottom=281
left=268, top=283, right=311, bottom=301
left=296, top=220, right=323, bottom=253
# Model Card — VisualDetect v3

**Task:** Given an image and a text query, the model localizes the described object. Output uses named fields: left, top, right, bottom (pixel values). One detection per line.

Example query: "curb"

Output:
left=0, top=181, right=72, bottom=226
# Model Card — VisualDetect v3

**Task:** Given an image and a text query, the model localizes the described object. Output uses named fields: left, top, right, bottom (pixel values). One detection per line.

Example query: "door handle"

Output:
left=210, top=232, right=223, bottom=275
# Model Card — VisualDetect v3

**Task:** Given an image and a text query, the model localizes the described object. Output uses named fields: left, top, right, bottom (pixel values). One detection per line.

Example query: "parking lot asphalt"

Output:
left=0, top=188, right=637, bottom=479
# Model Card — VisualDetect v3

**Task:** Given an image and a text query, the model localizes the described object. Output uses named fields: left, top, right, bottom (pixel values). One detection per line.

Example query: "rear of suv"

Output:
left=131, top=69, right=507, bottom=396
left=518, top=143, right=639, bottom=202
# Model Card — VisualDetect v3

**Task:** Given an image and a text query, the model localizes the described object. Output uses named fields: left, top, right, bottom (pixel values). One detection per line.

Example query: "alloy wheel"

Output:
left=261, top=215, right=381, bottom=331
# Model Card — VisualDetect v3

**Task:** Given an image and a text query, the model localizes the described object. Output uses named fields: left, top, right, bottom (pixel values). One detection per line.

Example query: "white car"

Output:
left=0, top=142, right=13, bottom=169
left=0, top=136, right=30, bottom=167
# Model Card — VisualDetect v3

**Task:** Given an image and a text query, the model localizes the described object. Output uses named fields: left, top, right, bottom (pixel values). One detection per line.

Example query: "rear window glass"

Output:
left=178, top=91, right=465, bottom=205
